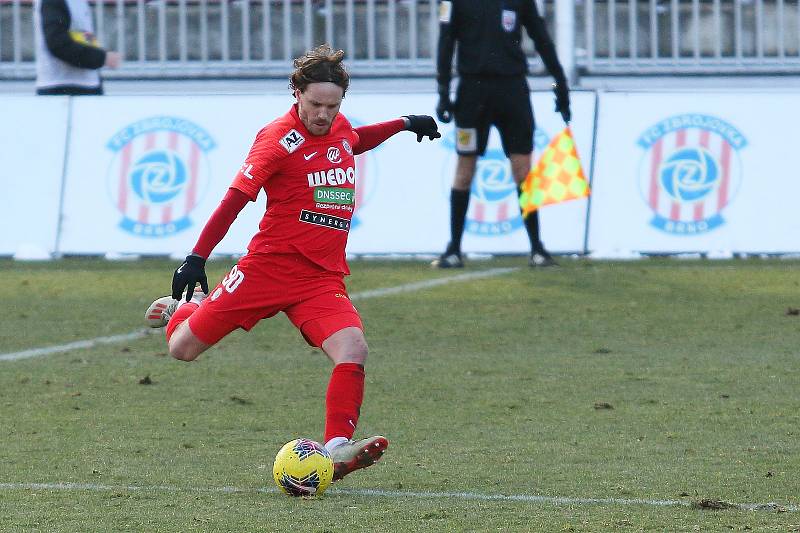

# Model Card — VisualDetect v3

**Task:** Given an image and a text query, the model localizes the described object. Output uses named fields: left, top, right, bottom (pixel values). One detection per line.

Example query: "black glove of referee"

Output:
left=552, top=80, right=571, bottom=123
left=435, top=85, right=453, bottom=124
left=403, top=115, right=442, bottom=142
left=172, top=253, right=209, bottom=301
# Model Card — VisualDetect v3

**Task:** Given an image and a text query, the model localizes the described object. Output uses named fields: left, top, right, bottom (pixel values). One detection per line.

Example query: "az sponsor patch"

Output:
left=299, top=209, right=351, bottom=232
left=279, top=129, right=305, bottom=153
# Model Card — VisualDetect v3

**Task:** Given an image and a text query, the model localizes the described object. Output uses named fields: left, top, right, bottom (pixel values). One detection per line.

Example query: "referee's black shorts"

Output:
left=453, top=75, right=534, bottom=156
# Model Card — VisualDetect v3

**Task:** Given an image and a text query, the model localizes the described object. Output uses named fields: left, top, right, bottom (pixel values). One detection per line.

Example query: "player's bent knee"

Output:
left=343, top=340, right=368, bottom=365
left=168, top=341, right=199, bottom=361
left=169, top=346, right=197, bottom=361
left=334, top=338, right=367, bottom=365
left=322, top=326, right=368, bottom=365
left=167, top=324, right=209, bottom=362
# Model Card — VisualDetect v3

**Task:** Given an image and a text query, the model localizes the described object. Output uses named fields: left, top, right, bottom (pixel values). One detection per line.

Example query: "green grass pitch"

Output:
left=0, top=256, right=798, bottom=531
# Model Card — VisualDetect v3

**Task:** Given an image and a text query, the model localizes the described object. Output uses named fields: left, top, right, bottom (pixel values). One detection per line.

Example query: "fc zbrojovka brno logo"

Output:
left=638, top=114, right=747, bottom=235
left=106, top=117, right=216, bottom=238
left=441, top=128, right=548, bottom=236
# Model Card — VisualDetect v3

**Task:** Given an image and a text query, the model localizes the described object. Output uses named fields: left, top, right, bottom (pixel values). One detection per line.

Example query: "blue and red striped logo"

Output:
left=637, top=114, right=747, bottom=235
left=466, top=149, right=522, bottom=236
left=439, top=129, right=549, bottom=237
left=106, top=117, right=216, bottom=238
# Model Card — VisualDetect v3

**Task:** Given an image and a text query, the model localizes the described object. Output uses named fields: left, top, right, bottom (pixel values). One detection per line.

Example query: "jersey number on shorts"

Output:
left=222, top=265, right=245, bottom=293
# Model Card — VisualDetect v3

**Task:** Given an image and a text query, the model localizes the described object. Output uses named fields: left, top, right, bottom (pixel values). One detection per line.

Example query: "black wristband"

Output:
left=186, top=254, right=206, bottom=266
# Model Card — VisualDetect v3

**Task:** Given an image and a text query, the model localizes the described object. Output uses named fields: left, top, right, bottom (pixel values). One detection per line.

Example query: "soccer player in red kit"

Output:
left=144, top=45, right=440, bottom=482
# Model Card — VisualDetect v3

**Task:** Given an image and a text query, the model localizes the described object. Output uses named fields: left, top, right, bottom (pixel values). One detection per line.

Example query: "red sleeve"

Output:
left=353, top=119, right=406, bottom=155
left=191, top=187, right=250, bottom=258
left=231, top=127, right=285, bottom=200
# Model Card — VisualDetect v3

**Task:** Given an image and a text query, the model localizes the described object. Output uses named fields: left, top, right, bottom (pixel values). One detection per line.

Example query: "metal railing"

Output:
left=0, top=0, right=466, bottom=78
left=1, top=0, right=798, bottom=80
left=583, top=0, right=800, bottom=73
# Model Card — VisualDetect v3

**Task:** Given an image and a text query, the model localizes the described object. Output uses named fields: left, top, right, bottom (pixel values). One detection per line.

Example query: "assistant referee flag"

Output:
left=519, top=127, right=590, bottom=217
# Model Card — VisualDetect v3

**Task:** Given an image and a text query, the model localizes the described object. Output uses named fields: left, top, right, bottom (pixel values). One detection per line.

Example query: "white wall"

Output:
left=341, top=91, right=595, bottom=254
left=0, top=97, right=68, bottom=256
left=61, top=96, right=274, bottom=255
left=589, top=92, right=800, bottom=254
left=55, top=92, right=594, bottom=256
left=4, top=90, right=798, bottom=258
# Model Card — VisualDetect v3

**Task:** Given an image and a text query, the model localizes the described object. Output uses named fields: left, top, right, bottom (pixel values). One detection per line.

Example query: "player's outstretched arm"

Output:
left=171, top=187, right=249, bottom=301
left=352, top=115, right=441, bottom=155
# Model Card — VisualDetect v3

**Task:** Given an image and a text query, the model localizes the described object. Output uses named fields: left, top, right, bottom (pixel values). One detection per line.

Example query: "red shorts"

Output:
left=187, top=253, right=362, bottom=347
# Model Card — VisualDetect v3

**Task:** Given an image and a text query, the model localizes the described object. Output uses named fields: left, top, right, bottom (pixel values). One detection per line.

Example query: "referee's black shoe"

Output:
left=431, top=251, right=464, bottom=269
left=529, top=250, right=558, bottom=268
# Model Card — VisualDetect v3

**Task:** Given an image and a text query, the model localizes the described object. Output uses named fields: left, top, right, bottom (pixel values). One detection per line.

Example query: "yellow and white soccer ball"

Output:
left=272, top=438, right=334, bottom=497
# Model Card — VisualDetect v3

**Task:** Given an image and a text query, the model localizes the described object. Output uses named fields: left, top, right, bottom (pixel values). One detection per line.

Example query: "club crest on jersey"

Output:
left=327, top=147, right=342, bottom=163
left=501, top=9, right=517, bottom=32
left=279, top=129, right=305, bottom=153
left=441, top=127, right=549, bottom=236
left=106, top=116, right=215, bottom=238
left=342, top=139, right=353, bottom=155
left=637, top=114, right=747, bottom=235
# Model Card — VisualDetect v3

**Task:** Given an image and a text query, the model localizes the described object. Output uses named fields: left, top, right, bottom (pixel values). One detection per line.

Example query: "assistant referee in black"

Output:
left=432, top=0, right=571, bottom=268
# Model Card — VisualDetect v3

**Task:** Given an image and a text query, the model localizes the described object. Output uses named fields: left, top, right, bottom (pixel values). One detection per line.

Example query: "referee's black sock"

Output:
left=518, top=184, right=545, bottom=254
left=447, top=188, right=470, bottom=255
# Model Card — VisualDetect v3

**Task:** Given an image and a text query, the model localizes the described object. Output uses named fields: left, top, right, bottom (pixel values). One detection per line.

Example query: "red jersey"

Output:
left=231, top=105, right=359, bottom=275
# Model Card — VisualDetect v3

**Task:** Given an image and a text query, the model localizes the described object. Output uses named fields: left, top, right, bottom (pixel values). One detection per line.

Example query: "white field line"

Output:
left=349, top=267, right=517, bottom=301
left=0, top=329, right=159, bottom=362
left=0, top=482, right=794, bottom=512
left=0, top=267, right=517, bottom=362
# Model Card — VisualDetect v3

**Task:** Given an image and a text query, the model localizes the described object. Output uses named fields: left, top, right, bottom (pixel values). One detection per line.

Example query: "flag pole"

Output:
left=581, top=91, right=601, bottom=256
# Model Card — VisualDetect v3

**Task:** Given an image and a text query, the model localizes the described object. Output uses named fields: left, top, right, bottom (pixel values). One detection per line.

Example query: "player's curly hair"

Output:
left=289, top=44, right=350, bottom=96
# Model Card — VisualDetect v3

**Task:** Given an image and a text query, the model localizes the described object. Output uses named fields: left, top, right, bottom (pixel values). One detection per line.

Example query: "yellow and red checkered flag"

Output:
left=519, top=127, right=590, bottom=217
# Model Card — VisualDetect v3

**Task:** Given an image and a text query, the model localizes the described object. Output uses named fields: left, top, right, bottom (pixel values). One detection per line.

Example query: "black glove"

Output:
left=435, top=87, right=454, bottom=123
left=552, top=80, right=571, bottom=123
left=403, top=115, right=442, bottom=142
left=171, top=254, right=209, bottom=301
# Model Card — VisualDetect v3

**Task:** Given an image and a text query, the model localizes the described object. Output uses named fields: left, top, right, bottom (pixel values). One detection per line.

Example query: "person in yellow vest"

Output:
left=34, top=0, right=120, bottom=95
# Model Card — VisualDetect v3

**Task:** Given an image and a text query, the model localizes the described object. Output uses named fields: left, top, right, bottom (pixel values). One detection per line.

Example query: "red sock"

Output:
left=165, top=303, right=198, bottom=341
left=324, top=362, right=365, bottom=443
